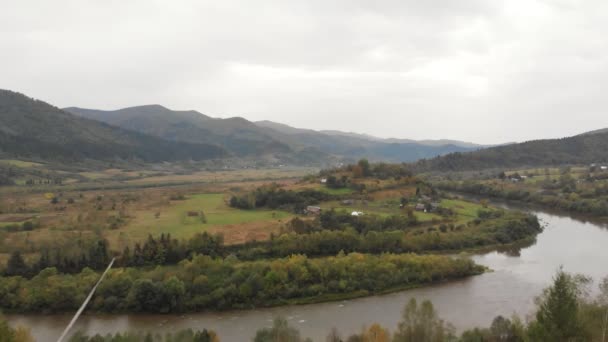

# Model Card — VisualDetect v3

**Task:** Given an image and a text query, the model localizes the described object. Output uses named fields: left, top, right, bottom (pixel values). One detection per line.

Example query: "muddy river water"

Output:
left=8, top=206, right=608, bottom=341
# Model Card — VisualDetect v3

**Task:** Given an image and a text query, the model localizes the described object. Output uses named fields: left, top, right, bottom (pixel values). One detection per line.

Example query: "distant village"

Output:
left=306, top=178, right=443, bottom=216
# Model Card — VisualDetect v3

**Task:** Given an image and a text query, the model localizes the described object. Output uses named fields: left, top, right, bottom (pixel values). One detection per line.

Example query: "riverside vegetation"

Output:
left=2, top=269, right=606, bottom=342
left=0, top=161, right=540, bottom=317
left=434, top=166, right=608, bottom=218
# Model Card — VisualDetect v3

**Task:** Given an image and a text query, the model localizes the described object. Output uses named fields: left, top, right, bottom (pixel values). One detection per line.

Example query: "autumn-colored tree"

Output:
left=363, top=324, right=389, bottom=342
left=326, top=327, right=342, bottom=342
left=254, top=317, right=312, bottom=342
left=352, top=165, right=364, bottom=178
left=393, top=298, right=455, bottom=342
left=358, top=159, right=371, bottom=177
left=0, top=316, right=34, bottom=342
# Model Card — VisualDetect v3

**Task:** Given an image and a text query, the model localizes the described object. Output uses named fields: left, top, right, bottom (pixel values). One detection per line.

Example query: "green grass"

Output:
left=324, top=199, right=443, bottom=222
left=318, top=187, right=355, bottom=195
left=106, top=193, right=292, bottom=245
left=0, top=159, right=43, bottom=168
left=415, top=211, right=442, bottom=222
left=440, top=199, right=491, bottom=224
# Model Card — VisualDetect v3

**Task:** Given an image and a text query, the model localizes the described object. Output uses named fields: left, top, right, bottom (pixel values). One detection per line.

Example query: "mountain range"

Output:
left=4, top=88, right=608, bottom=170
left=64, top=104, right=481, bottom=164
left=412, top=129, right=608, bottom=172
left=0, top=89, right=481, bottom=165
left=0, top=90, right=226, bottom=162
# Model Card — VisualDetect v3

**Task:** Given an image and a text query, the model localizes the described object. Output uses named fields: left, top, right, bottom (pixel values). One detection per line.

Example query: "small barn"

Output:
left=306, top=206, right=322, bottom=215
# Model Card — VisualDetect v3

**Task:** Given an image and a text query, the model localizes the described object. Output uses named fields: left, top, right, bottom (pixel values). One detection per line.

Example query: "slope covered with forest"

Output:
left=0, top=90, right=227, bottom=162
left=66, top=106, right=479, bottom=163
left=65, top=105, right=292, bottom=157
left=412, top=131, right=608, bottom=172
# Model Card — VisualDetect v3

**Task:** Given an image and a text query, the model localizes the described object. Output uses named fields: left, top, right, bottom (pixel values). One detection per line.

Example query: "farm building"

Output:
left=415, top=203, right=426, bottom=212
left=306, top=206, right=322, bottom=215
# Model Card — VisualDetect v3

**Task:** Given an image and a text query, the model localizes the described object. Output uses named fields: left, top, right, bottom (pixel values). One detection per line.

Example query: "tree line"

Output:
left=437, top=179, right=608, bottom=217
left=3, top=240, right=111, bottom=277
left=3, top=206, right=541, bottom=278
left=68, top=329, right=219, bottom=342
left=0, top=269, right=608, bottom=342
left=4, top=269, right=603, bottom=341
left=229, top=184, right=336, bottom=212
left=231, top=210, right=541, bottom=260
left=0, top=252, right=481, bottom=314
left=320, top=160, right=415, bottom=180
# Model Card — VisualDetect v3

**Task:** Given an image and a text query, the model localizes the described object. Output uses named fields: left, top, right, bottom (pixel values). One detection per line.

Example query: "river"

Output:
left=7, top=207, right=608, bottom=342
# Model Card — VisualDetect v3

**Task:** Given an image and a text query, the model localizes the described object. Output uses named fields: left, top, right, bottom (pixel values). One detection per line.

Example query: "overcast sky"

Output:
left=2, top=0, right=608, bottom=144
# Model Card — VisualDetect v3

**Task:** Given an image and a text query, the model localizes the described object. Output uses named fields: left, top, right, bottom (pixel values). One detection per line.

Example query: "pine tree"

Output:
left=528, top=269, right=587, bottom=341
left=6, top=250, right=28, bottom=277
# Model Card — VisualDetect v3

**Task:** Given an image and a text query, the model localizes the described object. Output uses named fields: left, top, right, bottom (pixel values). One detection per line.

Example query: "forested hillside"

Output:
left=65, top=105, right=292, bottom=157
left=412, top=131, right=608, bottom=172
left=0, top=90, right=227, bottom=162
left=66, top=105, right=479, bottom=163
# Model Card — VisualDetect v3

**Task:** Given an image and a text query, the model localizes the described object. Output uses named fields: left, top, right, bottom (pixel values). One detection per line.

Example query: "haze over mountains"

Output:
left=0, top=90, right=227, bottom=162
left=3, top=88, right=608, bottom=170
left=64, top=104, right=482, bottom=163
left=413, top=128, right=608, bottom=172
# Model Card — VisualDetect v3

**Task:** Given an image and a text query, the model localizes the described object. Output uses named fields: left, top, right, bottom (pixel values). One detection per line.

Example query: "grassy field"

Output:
left=125, top=168, right=317, bottom=186
left=0, top=163, right=499, bottom=266
left=0, top=170, right=306, bottom=255
left=105, top=193, right=292, bottom=248
left=318, top=187, right=356, bottom=195
left=441, top=199, right=483, bottom=217
left=440, top=199, right=488, bottom=224
left=0, top=159, right=44, bottom=168
left=322, top=198, right=444, bottom=222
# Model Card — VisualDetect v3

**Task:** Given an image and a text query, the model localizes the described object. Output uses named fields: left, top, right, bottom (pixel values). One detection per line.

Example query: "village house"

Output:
left=306, top=206, right=322, bottom=215
left=342, top=199, right=355, bottom=205
left=415, top=203, right=426, bottom=212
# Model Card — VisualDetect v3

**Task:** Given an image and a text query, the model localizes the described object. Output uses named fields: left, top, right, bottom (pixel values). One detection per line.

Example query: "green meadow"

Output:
left=106, top=193, right=292, bottom=245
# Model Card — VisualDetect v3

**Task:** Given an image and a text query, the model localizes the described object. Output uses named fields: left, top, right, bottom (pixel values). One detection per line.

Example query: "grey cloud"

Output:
left=1, top=0, right=607, bottom=144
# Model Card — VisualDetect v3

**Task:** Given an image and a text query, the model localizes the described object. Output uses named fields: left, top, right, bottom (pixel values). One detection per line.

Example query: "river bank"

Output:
left=8, top=206, right=608, bottom=341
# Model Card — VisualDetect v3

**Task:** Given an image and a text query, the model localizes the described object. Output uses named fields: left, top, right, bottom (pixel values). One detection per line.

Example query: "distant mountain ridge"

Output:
left=65, top=105, right=482, bottom=163
left=0, top=90, right=227, bottom=162
left=412, top=129, right=608, bottom=172
left=64, top=105, right=291, bottom=157
left=579, top=128, right=608, bottom=136
left=254, top=120, right=483, bottom=148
